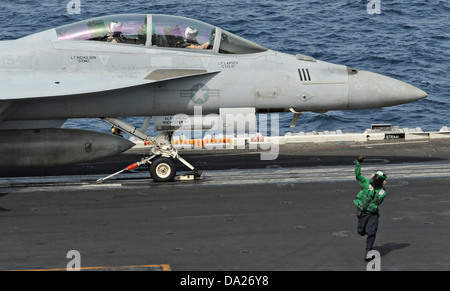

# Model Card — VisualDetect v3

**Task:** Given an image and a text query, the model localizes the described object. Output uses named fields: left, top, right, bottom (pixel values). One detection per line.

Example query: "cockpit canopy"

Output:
left=55, top=14, right=268, bottom=54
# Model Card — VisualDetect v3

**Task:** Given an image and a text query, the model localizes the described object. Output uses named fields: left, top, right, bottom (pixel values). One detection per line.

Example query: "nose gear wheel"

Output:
left=149, top=156, right=176, bottom=182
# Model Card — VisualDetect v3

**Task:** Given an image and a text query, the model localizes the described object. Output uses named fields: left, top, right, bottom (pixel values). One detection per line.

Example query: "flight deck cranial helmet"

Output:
left=371, top=170, right=387, bottom=187
left=108, top=21, right=123, bottom=34
left=184, top=26, right=199, bottom=41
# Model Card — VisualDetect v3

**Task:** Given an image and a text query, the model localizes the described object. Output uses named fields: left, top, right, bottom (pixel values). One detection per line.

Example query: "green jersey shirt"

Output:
left=353, top=161, right=386, bottom=213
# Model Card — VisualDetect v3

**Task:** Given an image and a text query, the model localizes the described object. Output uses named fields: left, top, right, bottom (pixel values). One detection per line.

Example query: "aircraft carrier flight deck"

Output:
left=1, top=126, right=450, bottom=271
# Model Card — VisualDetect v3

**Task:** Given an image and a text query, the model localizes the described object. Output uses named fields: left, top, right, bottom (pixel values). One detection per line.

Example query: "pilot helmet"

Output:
left=108, top=21, right=123, bottom=34
left=184, top=27, right=199, bottom=40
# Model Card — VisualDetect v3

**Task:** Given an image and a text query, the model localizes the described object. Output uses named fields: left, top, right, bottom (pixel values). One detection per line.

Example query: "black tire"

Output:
left=149, top=156, right=177, bottom=182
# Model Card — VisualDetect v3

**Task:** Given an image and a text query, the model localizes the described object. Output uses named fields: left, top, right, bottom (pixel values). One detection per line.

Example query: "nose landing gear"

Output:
left=96, top=117, right=202, bottom=183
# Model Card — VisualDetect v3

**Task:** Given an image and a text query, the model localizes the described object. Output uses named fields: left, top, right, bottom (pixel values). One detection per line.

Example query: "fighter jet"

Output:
left=0, top=14, right=427, bottom=182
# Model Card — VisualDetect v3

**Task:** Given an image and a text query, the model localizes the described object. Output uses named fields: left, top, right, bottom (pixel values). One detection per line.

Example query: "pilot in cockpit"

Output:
left=182, top=26, right=214, bottom=49
left=107, top=21, right=125, bottom=43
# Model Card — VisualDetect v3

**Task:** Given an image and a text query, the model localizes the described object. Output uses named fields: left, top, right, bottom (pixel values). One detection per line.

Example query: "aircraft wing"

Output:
left=0, top=69, right=220, bottom=100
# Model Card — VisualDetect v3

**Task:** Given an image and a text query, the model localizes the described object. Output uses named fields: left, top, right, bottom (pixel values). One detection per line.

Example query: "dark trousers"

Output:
left=356, top=209, right=379, bottom=252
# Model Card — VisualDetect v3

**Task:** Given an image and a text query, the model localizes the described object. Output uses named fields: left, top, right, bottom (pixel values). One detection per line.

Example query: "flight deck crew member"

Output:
left=353, top=155, right=387, bottom=261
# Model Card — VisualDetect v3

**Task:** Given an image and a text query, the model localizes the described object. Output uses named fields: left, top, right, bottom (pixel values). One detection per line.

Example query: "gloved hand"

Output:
left=209, top=33, right=215, bottom=43
left=358, top=155, right=365, bottom=163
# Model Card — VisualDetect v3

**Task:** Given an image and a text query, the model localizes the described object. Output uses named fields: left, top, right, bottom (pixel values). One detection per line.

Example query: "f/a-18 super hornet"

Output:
left=0, top=14, right=427, bottom=182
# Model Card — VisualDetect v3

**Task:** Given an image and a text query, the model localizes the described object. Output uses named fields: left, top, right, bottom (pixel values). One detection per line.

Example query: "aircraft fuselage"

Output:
left=0, top=22, right=426, bottom=126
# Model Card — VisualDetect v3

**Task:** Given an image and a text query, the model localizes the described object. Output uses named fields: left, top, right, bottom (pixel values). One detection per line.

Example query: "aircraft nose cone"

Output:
left=348, top=69, right=428, bottom=110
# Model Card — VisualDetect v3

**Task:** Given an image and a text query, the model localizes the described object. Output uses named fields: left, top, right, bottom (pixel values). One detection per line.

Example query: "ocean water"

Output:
left=0, top=0, right=448, bottom=135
